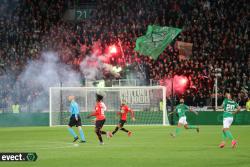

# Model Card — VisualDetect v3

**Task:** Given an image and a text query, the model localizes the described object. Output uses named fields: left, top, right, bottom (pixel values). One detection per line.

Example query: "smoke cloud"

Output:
left=79, top=54, right=104, bottom=81
left=16, top=51, right=81, bottom=112
left=79, top=41, right=122, bottom=82
left=160, top=75, right=188, bottom=97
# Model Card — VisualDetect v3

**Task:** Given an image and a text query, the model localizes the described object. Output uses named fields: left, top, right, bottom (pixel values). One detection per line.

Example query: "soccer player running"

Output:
left=87, top=94, right=112, bottom=145
left=219, top=92, right=241, bottom=148
left=112, top=100, right=136, bottom=136
left=170, top=97, right=199, bottom=137
left=67, top=96, right=86, bottom=143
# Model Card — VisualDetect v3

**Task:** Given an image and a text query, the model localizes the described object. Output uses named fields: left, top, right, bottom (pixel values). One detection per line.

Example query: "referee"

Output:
left=67, top=95, right=86, bottom=143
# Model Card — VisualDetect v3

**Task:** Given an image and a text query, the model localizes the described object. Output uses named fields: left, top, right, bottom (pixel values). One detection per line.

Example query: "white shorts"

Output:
left=223, top=117, right=233, bottom=128
left=178, top=116, right=187, bottom=125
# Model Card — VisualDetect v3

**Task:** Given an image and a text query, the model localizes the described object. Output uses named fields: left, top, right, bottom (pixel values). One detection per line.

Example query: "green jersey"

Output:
left=222, top=98, right=239, bottom=118
left=176, top=104, right=189, bottom=117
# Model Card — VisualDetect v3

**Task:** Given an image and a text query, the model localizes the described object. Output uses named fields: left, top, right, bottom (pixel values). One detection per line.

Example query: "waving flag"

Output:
left=134, top=25, right=182, bottom=60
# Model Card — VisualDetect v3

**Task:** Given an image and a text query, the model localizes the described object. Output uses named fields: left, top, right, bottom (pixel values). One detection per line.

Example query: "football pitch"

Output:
left=0, top=126, right=250, bottom=167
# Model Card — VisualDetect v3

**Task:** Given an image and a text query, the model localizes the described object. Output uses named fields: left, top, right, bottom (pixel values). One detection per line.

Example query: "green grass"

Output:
left=0, top=126, right=250, bottom=167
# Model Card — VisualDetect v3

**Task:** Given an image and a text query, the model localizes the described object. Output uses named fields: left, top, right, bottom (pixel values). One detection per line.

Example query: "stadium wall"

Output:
left=0, top=113, right=49, bottom=127
left=0, top=111, right=249, bottom=127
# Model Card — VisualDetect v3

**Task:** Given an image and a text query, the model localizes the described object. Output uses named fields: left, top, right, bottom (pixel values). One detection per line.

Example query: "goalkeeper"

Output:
left=112, top=100, right=135, bottom=136
left=67, top=96, right=86, bottom=143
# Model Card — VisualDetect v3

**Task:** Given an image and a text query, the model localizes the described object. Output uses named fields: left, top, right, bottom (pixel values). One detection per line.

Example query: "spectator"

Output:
left=12, top=102, right=20, bottom=114
left=246, top=97, right=250, bottom=112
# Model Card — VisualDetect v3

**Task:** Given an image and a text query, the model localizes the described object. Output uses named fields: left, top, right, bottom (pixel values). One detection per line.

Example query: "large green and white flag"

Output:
left=134, top=25, right=182, bottom=60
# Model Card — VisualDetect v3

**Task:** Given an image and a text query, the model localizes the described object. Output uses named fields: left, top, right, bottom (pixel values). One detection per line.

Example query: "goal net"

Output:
left=49, top=86, right=168, bottom=126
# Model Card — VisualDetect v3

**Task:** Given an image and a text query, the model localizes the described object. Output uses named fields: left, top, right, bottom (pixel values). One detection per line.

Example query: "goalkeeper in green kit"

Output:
left=170, top=97, right=199, bottom=137
left=219, top=92, right=241, bottom=148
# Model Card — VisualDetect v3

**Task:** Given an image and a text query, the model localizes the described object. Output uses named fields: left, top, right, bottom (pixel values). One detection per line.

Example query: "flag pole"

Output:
left=118, top=38, right=125, bottom=58
left=170, top=44, right=175, bottom=125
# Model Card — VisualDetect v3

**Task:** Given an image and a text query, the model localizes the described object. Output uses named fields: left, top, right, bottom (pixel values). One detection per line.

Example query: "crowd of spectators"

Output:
left=0, top=0, right=67, bottom=111
left=0, top=0, right=249, bottom=112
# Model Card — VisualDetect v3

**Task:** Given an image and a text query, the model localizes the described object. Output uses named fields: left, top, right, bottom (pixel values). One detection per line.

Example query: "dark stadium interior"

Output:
left=0, top=0, right=249, bottom=112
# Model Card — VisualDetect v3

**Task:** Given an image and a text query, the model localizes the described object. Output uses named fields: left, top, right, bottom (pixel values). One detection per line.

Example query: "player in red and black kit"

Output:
left=87, top=94, right=112, bottom=145
left=112, top=101, right=135, bottom=136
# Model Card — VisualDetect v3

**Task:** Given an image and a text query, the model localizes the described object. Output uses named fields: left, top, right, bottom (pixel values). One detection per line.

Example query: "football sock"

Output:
left=97, top=134, right=103, bottom=142
left=222, top=131, right=227, bottom=140
left=187, top=125, right=197, bottom=129
left=225, top=130, right=234, bottom=140
left=120, top=128, right=129, bottom=133
left=68, top=128, right=77, bottom=138
left=100, top=131, right=107, bottom=135
left=95, top=130, right=103, bottom=142
left=78, top=127, right=86, bottom=141
left=112, top=127, right=119, bottom=135
left=175, top=127, right=181, bottom=135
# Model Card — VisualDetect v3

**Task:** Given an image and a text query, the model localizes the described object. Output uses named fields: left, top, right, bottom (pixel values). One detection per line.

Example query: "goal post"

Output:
left=49, top=86, right=169, bottom=126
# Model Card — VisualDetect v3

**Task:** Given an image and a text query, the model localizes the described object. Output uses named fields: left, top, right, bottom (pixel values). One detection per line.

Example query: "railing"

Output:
left=85, top=79, right=158, bottom=87
left=112, top=79, right=140, bottom=86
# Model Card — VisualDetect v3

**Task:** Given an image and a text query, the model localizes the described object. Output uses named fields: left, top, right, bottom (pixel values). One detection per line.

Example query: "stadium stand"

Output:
left=0, top=0, right=249, bottom=112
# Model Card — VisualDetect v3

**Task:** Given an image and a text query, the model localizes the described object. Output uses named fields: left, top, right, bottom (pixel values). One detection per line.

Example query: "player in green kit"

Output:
left=219, top=92, right=241, bottom=148
left=170, top=97, right=199, bottom=137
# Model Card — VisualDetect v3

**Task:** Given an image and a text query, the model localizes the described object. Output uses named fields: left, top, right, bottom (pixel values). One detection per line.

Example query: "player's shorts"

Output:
left=95, top=119, right=106, bottom=129
left=119, top=120, right=127, bottom=127
left=223, top=117, right=233, bottom=128
left=68, top=115, right=82, bottom=127
left=178, top=116, right=187, bottom=125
